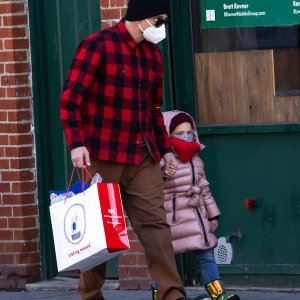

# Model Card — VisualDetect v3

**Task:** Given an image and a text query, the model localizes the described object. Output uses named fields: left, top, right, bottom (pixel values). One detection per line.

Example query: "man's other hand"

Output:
left=163, top=152, right=177, bottom=176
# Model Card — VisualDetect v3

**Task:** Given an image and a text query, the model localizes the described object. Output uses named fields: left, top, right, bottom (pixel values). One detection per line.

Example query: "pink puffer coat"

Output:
left=162, top=111, right=220, bottom=254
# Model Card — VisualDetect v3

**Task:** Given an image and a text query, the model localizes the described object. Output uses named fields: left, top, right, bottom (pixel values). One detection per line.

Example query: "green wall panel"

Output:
left=44, top=0, right=100, bottom=190
left=181, top=132, right=300, bottom=286
left=200, top=132, right=300, bottom=267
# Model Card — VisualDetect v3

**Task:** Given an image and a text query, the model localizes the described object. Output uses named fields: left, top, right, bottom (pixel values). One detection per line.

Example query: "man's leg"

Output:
left=77, top=263, right=106, bottom=300
left=78, top=160, right=124, bottom=300
left=121, top=148, right=186, bottom=300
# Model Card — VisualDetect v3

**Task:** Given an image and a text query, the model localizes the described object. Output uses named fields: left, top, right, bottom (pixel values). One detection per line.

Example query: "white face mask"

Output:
left=139, top=19, right=166, bottom=44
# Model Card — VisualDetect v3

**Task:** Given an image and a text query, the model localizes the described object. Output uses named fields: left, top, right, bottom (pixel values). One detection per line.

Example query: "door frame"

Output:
left=29, top=0, right=102, bottom=279
left=29, top=0, right=56, bottom=279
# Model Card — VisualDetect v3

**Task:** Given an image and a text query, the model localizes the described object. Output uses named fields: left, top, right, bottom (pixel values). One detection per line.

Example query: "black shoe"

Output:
left=176, top=297, right=193, bottom=300
left=228, top=295, right=240, bottom=300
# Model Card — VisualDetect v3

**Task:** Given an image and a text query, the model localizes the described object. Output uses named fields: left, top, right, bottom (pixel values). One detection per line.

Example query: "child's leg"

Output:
left=193, top=248, right=221, bottom=285
left=193, top=249, right=240, bottom=300
left=193, top=249, right=228, bottom=300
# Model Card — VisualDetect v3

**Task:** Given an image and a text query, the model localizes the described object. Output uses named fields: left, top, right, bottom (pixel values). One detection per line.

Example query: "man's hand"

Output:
left=71, top=146, right=90, bottom=168
left=163, top=152, right=177, bottom=176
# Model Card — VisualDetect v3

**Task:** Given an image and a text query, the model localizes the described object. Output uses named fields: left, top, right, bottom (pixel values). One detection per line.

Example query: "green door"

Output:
left=168, top=0, right=300, bottom=287
left=30, top=0, right=118, bottom=279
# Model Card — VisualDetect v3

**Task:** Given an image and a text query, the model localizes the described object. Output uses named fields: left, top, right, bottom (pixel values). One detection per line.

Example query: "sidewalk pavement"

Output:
left=0, top=277, right=299, bottom=299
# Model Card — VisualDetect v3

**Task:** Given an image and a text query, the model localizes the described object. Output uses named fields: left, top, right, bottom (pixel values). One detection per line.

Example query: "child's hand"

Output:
left=210, top=219, right=218, bottom=232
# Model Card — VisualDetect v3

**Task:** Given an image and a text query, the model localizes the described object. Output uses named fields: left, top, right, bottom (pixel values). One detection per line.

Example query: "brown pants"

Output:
left=77, top=147, right=186, bottom=300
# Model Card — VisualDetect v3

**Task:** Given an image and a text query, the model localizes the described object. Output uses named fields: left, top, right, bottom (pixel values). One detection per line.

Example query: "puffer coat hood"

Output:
left=161, top=111, right=220, bottom=253
left=163, top=110, right=200, bottom=142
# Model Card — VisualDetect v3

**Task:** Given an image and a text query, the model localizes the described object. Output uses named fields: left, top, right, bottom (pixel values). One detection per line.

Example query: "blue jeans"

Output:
left=193, top=248, right=221, bottom=285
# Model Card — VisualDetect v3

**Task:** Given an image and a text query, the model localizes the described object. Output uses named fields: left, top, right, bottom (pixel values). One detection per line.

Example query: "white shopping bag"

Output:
left=49, top=182, right=129, bottom=272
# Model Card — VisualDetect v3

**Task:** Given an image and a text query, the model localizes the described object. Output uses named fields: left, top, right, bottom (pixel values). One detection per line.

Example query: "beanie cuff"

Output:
left=169, top=113, right=194, bottom=134
left=124, top=0, right=169, bottom=21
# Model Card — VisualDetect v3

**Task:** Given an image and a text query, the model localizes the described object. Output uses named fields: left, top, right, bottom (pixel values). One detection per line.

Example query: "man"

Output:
left=60, top=0, right=191, bottom=299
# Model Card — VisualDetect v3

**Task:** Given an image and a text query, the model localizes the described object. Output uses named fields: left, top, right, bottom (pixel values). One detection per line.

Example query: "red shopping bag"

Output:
left=50, top=181, right=129, bottom=272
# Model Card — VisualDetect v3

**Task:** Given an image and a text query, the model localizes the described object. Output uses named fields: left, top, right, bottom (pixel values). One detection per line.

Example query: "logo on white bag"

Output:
left=64, top=204, right=86, bottom=244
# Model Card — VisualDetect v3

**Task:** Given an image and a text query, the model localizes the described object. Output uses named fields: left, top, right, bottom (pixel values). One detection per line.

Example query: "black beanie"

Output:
left=124, top=0, right=169, bottom=21
left=169, top=113, right=194, bottom=134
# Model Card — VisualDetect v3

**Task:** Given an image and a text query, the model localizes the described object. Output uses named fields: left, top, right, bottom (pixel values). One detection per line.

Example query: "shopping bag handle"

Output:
left=64, top=166, right=93, bottom=203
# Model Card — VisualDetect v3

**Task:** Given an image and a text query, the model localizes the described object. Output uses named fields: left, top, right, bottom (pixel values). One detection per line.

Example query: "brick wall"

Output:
left=118, top=218, right=151, bottom=290
left=0, top=0, right=39, bottom=289
left=100, top=0, right=152, bottom=290
left=100, top=0, right=127, bottom=29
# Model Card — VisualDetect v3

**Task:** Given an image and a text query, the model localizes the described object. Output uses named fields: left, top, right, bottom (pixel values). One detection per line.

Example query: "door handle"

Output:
left=226, top=229, right=242, bottom=243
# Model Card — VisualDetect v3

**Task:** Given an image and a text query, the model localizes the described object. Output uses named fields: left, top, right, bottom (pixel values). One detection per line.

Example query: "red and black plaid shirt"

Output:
left=60, top=20, right=172, bottom=165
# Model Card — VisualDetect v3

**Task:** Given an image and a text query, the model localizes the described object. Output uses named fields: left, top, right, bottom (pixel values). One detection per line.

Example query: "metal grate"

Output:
left=214, top=237, right=233, bottom=265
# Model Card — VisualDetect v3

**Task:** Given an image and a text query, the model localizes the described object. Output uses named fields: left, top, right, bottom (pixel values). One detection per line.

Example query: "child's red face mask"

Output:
left=170, top=137, right=200, bottom=163
left=171, top=122, right=200, bottom=162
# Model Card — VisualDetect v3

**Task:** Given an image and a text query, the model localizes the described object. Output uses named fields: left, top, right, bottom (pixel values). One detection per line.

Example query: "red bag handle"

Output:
left=64, top=166, right=93, bottom=203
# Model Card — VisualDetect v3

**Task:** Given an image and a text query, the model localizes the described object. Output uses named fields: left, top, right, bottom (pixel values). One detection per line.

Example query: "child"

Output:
left=161, top=111, right=240, bottom=300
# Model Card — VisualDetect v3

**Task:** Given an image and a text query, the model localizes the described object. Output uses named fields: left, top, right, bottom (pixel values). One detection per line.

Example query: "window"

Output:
left=191, top=0, right=300, bottom=126
left=274, top=48, right=300, bottom=97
